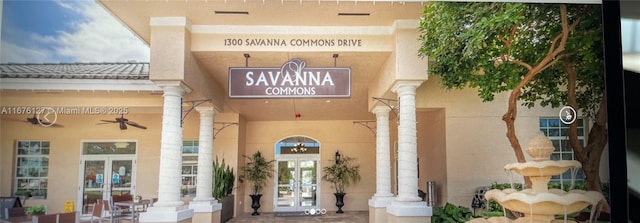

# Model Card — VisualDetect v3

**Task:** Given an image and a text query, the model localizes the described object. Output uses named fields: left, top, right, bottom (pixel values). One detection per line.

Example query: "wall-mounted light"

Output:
left=335, top=151, right=341, bottom=163
left=114, top=142, right=130, bottom=149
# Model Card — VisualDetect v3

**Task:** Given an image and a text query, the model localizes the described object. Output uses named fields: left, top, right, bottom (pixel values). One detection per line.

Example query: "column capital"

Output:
left=371, top=105, right=391, bottom=115
left=155, top=81, right=192, bottom=94
left=391, top=81, right=423, bottom=95
left=195, top=106, right=220, bottom=115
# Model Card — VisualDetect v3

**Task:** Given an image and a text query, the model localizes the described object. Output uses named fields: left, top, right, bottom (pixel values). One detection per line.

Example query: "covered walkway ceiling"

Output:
left=99, top=0, right=424, bottom=121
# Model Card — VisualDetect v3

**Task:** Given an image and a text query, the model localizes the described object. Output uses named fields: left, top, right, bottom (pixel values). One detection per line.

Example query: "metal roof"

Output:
left=0, top=62, right=149, bottom=80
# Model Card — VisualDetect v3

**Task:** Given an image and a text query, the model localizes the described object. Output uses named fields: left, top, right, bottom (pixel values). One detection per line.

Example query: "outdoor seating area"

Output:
left=1, top=212, right=77, bottom=223
left=86, top=195, right=153, bottom=223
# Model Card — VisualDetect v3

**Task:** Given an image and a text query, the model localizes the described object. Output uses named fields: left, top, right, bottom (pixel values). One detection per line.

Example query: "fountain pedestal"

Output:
left=468, top=133, right=605, bottom=223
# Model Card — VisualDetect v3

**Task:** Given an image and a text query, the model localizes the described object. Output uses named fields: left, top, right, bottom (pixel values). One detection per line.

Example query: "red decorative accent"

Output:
left=295, top=113, right=301, bottom=119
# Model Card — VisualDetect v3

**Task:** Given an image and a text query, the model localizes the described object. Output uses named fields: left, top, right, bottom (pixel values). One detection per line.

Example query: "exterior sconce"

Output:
left=335, top=151, right=341, bottom=163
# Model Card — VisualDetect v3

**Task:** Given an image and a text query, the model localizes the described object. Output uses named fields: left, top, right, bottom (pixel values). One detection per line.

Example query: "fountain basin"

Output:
left=485, top=188, right=604, bottom=216
left=505, top=160, right=581, bottom=177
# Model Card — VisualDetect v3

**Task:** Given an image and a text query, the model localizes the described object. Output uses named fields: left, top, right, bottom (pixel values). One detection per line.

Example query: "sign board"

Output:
left=95, top=174, right=104, bottom=184
left=0, top=197, right=22, bottom=219
left=63, top=200, right=74, bottom=213
left=229, top=58, right=351, bottom=98
left=112, top=173, right=120, bottom=184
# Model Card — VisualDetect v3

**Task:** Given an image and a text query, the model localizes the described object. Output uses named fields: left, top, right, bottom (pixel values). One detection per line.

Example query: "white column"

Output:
left=369, top=106, right=395, bottom=208
left=140, top=82, right=194, bottom=222
left=387, top=81, right=431, bottom=217
left=156, top=84, right=187, bottom=207
left=189, top=107, right=222, bottom=213
left=193, top=107, right=216, bottom=202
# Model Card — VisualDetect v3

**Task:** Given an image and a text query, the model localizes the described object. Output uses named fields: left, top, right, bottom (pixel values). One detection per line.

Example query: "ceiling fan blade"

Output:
left=100, top=120, right=119, bottom=123
left=126, top=121, right=147, bottom=130
left=27, top=117, right=39, bottom=124
left=49, top=123, right=64, bottom=128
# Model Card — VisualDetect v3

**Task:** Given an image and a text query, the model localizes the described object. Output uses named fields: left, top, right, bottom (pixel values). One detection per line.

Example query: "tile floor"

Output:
left=79, top=211, right=368, bottom=223
left=227, top=211, right=368, bottom=223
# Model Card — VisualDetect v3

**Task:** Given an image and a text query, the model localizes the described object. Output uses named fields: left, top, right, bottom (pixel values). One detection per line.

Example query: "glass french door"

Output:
left=79, top=156, right=136, bottom=214
left=274, top=157, right=319, bottom=212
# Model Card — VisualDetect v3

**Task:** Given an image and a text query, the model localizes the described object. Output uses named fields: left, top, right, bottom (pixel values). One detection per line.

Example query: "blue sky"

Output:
left=1, top=0, right=149, bottom=63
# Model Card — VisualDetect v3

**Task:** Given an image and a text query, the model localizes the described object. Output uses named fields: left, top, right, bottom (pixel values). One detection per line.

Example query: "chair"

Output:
left=110, top=195, right=133, bottom=214
left=101, top=199, right=130, bottom=223
left=89, top=201, right=106, bottom=223
left=32, top=213, right=57, bottom=223
left=4, top=207, right=27, bottom=218
left=57, top=212, right=76, bottom=223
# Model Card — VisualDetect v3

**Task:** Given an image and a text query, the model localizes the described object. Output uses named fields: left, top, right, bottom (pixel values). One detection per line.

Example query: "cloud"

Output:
left=0, top=40, right=53, bottom=63
left=1, top=1, right=149, bottom=63
left=54, top=2, right=150, bottom=63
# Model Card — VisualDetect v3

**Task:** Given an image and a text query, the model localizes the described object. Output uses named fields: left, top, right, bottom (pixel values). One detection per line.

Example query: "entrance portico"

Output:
left=97, top=1, right=431, bottom=222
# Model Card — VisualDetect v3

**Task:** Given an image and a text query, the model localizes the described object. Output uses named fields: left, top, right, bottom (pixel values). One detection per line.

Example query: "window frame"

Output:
left=539, top=118, right=587, bottom=183
left=181, top=139, right=199, bottom=197
left=14, top=140, right=50, bottom=199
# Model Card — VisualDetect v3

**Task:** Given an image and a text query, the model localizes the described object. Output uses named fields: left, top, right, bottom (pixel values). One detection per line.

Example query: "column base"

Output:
left=369, top=206, right=388, bottom=223
left=189, top=200, right=222, bottom=223
left=386, top=201, right=432, bottom=217
left=369, top=196, right=394, bottom=223
left=139, top=205, right=194, bottom=223
left=189, top=200, right=222, bottom=212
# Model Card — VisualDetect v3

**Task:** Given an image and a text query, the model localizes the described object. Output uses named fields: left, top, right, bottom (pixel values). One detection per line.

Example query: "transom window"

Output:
left=276, top=136, right=320, bottom=155
left=539, top=118, right=586, bottom=182
left=15, top=140, right=50, bottom=198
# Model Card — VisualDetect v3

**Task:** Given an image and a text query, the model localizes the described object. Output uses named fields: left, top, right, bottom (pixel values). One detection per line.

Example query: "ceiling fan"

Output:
left=25, top=115, right=63, bottom=127
left=98, top=115, right=147, bottom=130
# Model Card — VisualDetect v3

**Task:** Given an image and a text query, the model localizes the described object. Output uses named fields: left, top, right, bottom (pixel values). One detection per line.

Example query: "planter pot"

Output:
left=220, top=195, right=235, bottom=222
left=250, top=194, right=262, bottom=216
left=334, top=192, right=345, bottom=213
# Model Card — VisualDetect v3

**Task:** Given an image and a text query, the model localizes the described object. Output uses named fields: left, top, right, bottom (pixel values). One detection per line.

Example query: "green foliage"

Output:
left=278, top=162, right=293, bottom=185
left=431, top=203, right=476, bottom=223
left=212, top=157, right=235, bottom=200
left=242, top=151, right=275, bottom=195
left=418, top=2, right=604, bottom=119
left=321, top=152, right=361, bottom=193
left=25, top=205, right=46, bottom=215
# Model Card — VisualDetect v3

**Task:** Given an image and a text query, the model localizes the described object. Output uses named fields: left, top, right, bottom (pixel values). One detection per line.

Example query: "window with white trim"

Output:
left=181, top=140, right=198, bottom=197
left=539, top=118, right=586, bottom=182
left=14, top=140, right=50, bottom=198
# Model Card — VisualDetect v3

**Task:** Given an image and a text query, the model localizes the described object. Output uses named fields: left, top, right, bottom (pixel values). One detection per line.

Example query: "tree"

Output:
left=418, top=2, right=606, bottom=196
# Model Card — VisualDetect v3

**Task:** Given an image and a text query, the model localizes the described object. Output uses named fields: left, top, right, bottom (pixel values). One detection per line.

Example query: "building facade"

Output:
left=0, top=1, right=609, bottom=222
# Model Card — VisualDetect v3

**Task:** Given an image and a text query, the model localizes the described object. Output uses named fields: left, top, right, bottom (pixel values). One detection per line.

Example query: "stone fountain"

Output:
left=468, top=133, right=605, bottom=223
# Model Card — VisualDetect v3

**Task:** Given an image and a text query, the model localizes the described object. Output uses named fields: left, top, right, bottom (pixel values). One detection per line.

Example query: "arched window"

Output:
left=275, top=136, right=319, bottom=155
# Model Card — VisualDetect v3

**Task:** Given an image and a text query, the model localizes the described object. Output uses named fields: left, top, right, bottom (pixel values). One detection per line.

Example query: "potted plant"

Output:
left=25, top=205, right=46, bottom=216
left=322, top=151, right=361, bottom=213
left=213, top=157, right=235, bottom=222
left=242, top=151, right=275, bottom=216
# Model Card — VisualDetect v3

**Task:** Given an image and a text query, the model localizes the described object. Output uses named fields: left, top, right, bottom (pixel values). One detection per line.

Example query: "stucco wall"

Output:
left=416, top=109, right=447, bottom=206
left=416, top=77, right=565, bottom=207
left=0, top=106, right=241, bottom=213
left=242, top=120, right=376, bottom=213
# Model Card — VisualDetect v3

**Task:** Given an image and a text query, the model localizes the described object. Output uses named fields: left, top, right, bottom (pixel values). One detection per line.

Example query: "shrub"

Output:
left=431, top=203, right=476, bottom=223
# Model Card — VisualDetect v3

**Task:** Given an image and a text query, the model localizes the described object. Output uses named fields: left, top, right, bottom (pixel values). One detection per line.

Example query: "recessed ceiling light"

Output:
left=325, top=100, right=331, bottom=103
left=264, top=100, right=270, bottom=104
left=338, top=12, right=370, bottom=16
left=215, top=10, right=249, bottom=15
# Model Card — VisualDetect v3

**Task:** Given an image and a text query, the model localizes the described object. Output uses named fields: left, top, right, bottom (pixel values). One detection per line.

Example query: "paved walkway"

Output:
left=227, top=211, right=368, bottom=223
left=78, top=211, right=368, bottom=223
